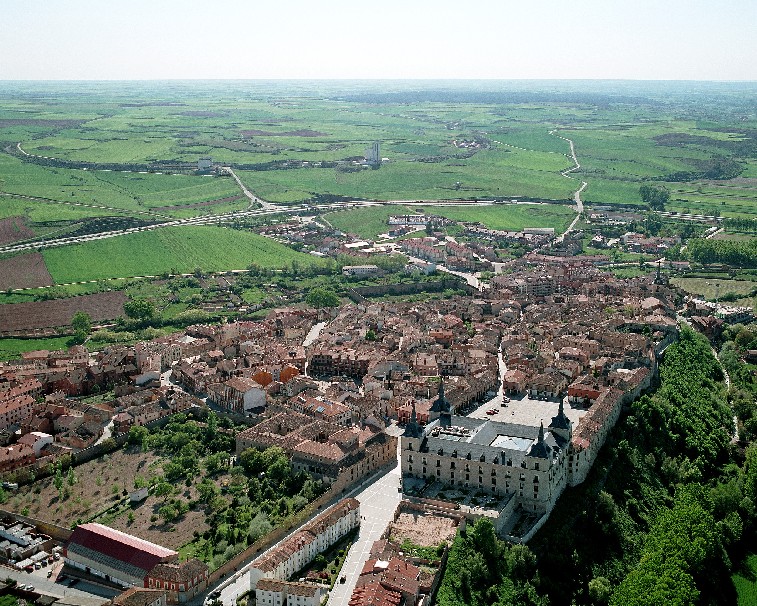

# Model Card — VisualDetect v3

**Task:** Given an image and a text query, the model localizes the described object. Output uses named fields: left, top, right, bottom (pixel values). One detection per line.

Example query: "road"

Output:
left=221, top=167, right=277, bottom=211
left=326, top=431, right=402, bottom=606
left=200, top=437, right=401, bottom=606
left=0, top=563, right=110, bottom=606
left=405, top=254, right=482, bottom=290
left=549, top=130, right=586, bottom=242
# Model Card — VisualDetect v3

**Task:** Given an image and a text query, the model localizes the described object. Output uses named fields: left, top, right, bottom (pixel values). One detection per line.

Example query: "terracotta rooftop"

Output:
left=113, top=588, right=166, bottom=606
left=68, top=523, right=176, bottom=574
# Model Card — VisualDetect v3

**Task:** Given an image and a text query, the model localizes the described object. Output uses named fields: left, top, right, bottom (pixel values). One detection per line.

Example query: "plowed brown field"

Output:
left=0, top=216, right=35, bottom=245
left=0, top=252, right=54, bottom=290
left=0, top=291, right=127, bottom=332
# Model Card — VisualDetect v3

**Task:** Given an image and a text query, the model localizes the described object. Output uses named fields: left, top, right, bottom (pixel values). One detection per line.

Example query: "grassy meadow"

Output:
left=3, top=81, right=756, bottom=222
left=732, top=554, right=757, bottom=606
left=42, top=226, right=318, bottom=283
left=0, top=79, right=756, bottom=290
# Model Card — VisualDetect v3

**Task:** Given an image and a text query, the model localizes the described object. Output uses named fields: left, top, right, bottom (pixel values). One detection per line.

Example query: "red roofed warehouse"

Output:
left=64, top=523, right=208, bottom=603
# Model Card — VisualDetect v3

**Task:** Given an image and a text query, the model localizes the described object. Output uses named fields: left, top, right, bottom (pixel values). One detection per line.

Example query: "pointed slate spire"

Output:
left=404, top=400, right=422, bottom=438
left=528, top=421, right=551, bottom=459
left=430, top=378, right=446, bottom=413
left=438, top=378, right=451, bottom=428
left=549, top=399, right=571, bottom=431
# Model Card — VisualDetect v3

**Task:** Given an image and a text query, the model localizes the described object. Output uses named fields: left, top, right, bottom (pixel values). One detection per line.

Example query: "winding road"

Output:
left=549, top=130, right=586, bottom=241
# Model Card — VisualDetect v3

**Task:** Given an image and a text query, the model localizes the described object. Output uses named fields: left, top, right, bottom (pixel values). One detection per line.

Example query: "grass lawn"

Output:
left=325, top=203, right=575, bottom=239
left=733, top=554, right=757, bottom=606
left=0, top=336, right=73, bottom=361
left=671, top=277, right=757, bottom=301
left=426, top=204, right=575, bottom=233
left=43, top=226, right=317, bottom=283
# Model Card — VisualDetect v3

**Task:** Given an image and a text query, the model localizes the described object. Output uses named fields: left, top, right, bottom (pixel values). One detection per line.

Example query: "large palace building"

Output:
left=400, top=383, right=572, bottom=523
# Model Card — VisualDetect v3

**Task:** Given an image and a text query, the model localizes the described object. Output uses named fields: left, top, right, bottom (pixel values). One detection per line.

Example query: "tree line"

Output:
left=687, top=238, right=757, bottom=268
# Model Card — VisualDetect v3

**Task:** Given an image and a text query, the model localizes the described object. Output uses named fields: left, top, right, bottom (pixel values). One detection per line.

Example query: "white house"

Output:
left=249, top=498, right=360, bottom=590
left=17, top=431, right=54, bottom=457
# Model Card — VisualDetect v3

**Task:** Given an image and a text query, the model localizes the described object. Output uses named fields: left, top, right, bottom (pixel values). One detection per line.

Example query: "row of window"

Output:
left=406, top=454, right=541, bottom=470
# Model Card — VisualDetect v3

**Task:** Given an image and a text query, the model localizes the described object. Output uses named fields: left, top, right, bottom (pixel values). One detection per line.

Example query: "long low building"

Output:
left=64, top=523, right=208, bottom=603
left=250, top=498, right=360, bottom=590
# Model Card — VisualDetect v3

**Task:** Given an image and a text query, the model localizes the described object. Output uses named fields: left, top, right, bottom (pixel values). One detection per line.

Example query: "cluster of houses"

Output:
left=399, top=237, right=493, bottom=272
left=249, top=497, right=457, bottom=606
left=347, top=502, right=460, bottom=606
left=64, top=522, right=209, bottom=604
left=395, top=260, right=679, bottom=538
left=235, top=411, right=396, bottom=483
left=620, top=232, right=681, bottom=255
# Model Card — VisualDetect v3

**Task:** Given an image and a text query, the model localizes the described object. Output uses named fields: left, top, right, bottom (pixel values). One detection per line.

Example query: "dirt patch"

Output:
left=178, top=111, right=225, bottom=118
left=0, top=119, right=86, bottom=129
left=388, top=510, right=458, bottom=547
left=0, top=252, right=54, bottom=290
left=156, top=195, right=244, bottom=210
left=0, top=216, right=35, bottom=246
left=240, top=129, right=327, bottom=138
left=120, top=102, right=185, bottom=108
left=702, top=177, right=757, bottom=188
left=0, top=291, right=127, bottom=332
left=6, top=447, right=210, bottom=551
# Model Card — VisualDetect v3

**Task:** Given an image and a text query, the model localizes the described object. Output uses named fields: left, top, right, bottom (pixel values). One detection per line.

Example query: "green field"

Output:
left=0, top=336, right=73, bottom=361
left=3, top=81, right=756, bottom=226
left=0, top=154, right=244, bottom=222
left=671, top=276, right=757, bottom=306
left=324, top=205, right=417, bottom=239
left=324, top=203, right=575, bottom=240
left=733, top=554, right=757, bottom=606
left=42, top=226, right=317, bottom=283
left=1, top=80, right=756, bottom=295
left=424, top=203, right=575, bottom=233
left=239, top=148, right=577, bottom=204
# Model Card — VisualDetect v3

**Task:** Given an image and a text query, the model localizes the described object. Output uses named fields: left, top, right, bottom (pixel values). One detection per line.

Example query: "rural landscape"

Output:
left=0, top=77, right=756, bottom=606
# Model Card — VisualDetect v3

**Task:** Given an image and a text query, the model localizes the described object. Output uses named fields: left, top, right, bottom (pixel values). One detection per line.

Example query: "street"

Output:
left=326, top=435, right=402, bottom=606
left=0, top=563, right=111, bottom=606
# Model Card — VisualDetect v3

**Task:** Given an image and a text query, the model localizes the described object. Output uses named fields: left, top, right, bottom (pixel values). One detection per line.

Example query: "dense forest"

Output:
left=437, top=327, right=757, bottom=605
left=687, top=238, right=757, bottom=268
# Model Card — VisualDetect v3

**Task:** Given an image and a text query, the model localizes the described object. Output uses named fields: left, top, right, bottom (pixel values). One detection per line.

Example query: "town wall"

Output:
left=0, top=508, right=72, bottom=542
left=345, top=278, right=474, bottom=303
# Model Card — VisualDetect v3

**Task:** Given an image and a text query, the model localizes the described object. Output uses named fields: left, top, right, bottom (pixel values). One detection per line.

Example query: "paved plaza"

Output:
left=468, top=390, right=587, bottom=428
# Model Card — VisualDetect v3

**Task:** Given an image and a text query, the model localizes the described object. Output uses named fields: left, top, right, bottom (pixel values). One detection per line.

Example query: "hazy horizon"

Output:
left=2, top=0, right=756, bottom=81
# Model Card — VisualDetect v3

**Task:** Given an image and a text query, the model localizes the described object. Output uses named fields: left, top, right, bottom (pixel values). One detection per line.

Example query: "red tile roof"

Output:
left=68, top=523, right=176, bottom=574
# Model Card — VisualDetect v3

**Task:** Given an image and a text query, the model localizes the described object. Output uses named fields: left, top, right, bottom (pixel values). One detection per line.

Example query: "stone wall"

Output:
left=345, top=277, right=474, bottom=303
left=0, top=508, right=72, bottom=542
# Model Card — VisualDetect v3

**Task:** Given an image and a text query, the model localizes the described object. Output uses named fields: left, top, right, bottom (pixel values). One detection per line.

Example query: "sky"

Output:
left=1, top=0, right=756, bottom=81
